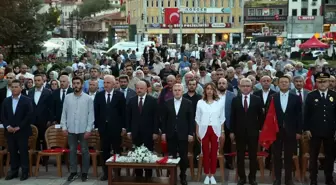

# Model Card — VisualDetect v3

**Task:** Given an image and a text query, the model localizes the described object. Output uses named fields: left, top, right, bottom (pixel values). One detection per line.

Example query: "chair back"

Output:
left=44, top=125, right=68, bottom=149
left=188, top=140, right=194, bottom=155
left=121, top=134, right=133, bottom=153
left=87, top=130, right=100, bottom=151
left=301, top=133, right=310, bottom=156
left=153, top=137, right=162, bottom=155
left=0, top=128, right=6, bottom=148
left=28, top=125, right=38, bottom=151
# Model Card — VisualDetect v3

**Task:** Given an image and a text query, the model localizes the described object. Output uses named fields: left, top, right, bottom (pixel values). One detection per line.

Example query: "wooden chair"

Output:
left=301, top=133, right=325, bottom=182
left=34, top=125, right=68, bottom=177
left=5, top=125, right=38, bottom=177
left=187, top=141, right=195, bottom=180
left=231, top=143, right=268, bottom=183
left=0, top=128, right=7, bottom=178
left=197, top=139, right=225, bottom=182
left=121, top=134, right=133, bottom=176
left=77, top=130, right=100, bottom=177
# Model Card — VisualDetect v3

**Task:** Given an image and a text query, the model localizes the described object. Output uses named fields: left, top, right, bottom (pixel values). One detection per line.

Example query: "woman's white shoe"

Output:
left=204, top=176, right=210, bottom=184
left=210, top=176, right=217, bottom=184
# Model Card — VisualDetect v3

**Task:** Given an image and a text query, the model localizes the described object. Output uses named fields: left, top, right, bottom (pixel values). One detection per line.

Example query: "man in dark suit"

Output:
left=161, top=83, right=194, bottom=185
left=1, top=79, right=33, bottom=181
left=126, top=80, right=159, bottom=178
left=50, top=75, right=73, bottom=125
left=116, top=75, right=136, bottom=104
left=230, top=78, right=264, bottom=185
left=253, top=75, right=276, bottom=169
left=28, top=74, right=52, bottom=151
left=272, top=75, right=302, bottom=185
left=0, top=72, right=15, bottom=112
left=304, top=72, right=336, bottom=185
left=217, top=77, right=235, bottom=169
left=94, top=75, right=126, bottom=181
left=290, top=75, right=309, bottom=108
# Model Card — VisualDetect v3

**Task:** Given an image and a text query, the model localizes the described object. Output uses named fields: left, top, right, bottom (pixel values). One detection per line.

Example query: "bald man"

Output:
left=94, top=75, right=126, bottom=181
left=126, top=81, right=159, bottom=178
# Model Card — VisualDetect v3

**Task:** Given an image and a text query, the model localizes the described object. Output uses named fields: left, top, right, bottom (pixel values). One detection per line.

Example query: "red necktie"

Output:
left=298, top=90, right=302, bottom=103
left=244, top=95, right=248, bottom=112
left=138, top=97, right=143, bottom=113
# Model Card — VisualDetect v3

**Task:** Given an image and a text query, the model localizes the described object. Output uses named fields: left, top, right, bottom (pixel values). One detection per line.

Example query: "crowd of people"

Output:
left=0, top=45, right=335, bottom=185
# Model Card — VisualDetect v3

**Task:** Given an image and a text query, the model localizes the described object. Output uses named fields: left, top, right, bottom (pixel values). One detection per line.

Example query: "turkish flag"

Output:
left=164, top=8, right=180, bottom=24
left=120, top=0, right=123, bottom=5
left=259, top=97, right=279, bottom=149
left=304, top=69, right=313, bottom=91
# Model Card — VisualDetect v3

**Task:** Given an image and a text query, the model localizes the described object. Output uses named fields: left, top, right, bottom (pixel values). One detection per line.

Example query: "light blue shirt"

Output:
left=12, top=95, right=21, bottom=114
left=83, top=79, right=104, bottom=93
left=280, top=91, right=289, bottom=112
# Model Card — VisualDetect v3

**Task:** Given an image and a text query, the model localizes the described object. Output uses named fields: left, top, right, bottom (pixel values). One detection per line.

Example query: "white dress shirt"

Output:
left=262, top=89, right=270, bottom=104
left=105, top=90, right=114, bottom=103
left=60, top=88, right=68, bottom=100
left=280, top=91, right=289, bottom=112
left=34, top=87, right=43, bottom=105
left=195, top=99, right=226, bottom=139
left=296, top=89, right=304, bottom=102
left=12, top=94, right=21, bottom=114
left=89, top=92, right=97, bottom=100
left=241, top=94, right=251, bottom=108
left=319, top=90, right=328, bottom=98
left=6, top=86, right=12, bottom=98
left=174, top=98, right=182, bottom=115
left=138, top=94, right=147, bottom=105
left=120, top=88, right=128, bottom=98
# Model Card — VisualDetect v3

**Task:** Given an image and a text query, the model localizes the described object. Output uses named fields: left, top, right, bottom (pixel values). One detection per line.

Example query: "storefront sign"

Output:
left=180, top=7, right=231, bottom=14
left=245, top=16, right=287, bottom=21
left=112, top=25, right=129, bottom=29
left=251, top=32, right=282, bottom=36
left=160, top=23, right=231, bottom=28
left=298, top=16, right=315, bottom=20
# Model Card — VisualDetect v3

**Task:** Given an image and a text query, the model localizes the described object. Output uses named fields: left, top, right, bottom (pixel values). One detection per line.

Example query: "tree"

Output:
left=0, top=0, right=48, bottom=60
left=79, top=0, right=120, bottom=17
left=41, top=6, right=62, bottom=31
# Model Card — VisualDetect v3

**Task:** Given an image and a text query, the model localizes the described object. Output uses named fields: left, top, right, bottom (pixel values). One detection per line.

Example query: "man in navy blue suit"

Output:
left=1, top=79, right=33, bottom=181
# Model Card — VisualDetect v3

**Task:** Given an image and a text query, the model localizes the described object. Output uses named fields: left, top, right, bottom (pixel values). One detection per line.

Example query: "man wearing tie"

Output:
left=50, top=75, right=73, bottom=126
left=304, top=72, right=336, bottom=185
left=1, top=79, right=33, bottom=181
left=94, top=75, right=126, bottom=181
left=116, top=75, right=136, bottom=104
left=161, top=83, right=194, bottom=185
left=272, top=76, right=302, bottom=185
left=290, top=75, right=309, bottom=106
left=230, top=78, right=264, bottom=185
left=126, top=81, right=159, bottom=178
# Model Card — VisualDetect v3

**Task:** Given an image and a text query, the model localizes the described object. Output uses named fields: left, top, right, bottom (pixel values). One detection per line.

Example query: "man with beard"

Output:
left=217, top=77, right=235, bottom=169
left=116, top=75, right=136, bottom=104
left=158, top=75, right=176, bottom=104
left=61, top=76, right=94, bottom=182
left=125, top=64, right=140, bottom=90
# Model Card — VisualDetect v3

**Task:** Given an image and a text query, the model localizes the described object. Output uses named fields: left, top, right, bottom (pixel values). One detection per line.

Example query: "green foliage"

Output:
left=39, top=6, right=62, bottom=31
left=79, top=0, right=112, bottom=17
left=0, top=0, right=49, bottom=60
left=120, top=4, right=126, bottom=12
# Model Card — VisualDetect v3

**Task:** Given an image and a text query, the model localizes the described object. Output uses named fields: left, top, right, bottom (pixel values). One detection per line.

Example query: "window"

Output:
left=162, top=1, right=163, bottom=7
left=228, top=0, right=232, bottom=7
left=239, top=16, right=242, bottom=22
left=192, top=16, right=195, bottom=23
left=232, top=0, right=235, bottom=7
left=221, top=16, right=224, bottom=23
left=301, top=8, right=308, bottom=15
left=186, top=0, right=189, bottom=7
left=147, top=16, right=150, bottom=22
left=312, top=9, right=317, bottom=15
left=157, top=16, right=159, bottom=22
left=256, top=9, right=262, bottom=16
left=168, top=1, right=170, bottom=6
left=214, top=16, right=217, bottom=23
left=186, top=16, right=189, bottom=23
left=152, top=16, right=154, bottom=23
left=115, top=1, right=118, bottom=3
left=270, top=9, right=276, bottom=15
left=175, top=0, right=177, bottom=6
left=222, top=0, right=224, bottom=6
left=227, top=16, right=230, bottom=22
left=277, top=9, right=283, bottom=15
left=147, top=0, right=149, bottom=7
left=198, top=16, right=200, bottom=22
left=151, top=0, right=154, bottom=7
left=292, top=0, right=297, bottom=1
left=292, top=9, right=297, bottom=16
left=248, top=9, right=255, bottom=16
left=156, top=0, right=158, bottom=7
left=214, top=0, right=217, bottom=6
left=239, top=0, right=243, bottom=7
left=192, top=0, right=195, bottom=6
left=232, top=16, right=234, bottom=23
left=210, top=16, right=213, bottom=23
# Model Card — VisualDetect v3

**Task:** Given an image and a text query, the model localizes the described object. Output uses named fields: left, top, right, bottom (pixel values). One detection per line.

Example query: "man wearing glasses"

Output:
left=304, top=72, right=336, bottom=185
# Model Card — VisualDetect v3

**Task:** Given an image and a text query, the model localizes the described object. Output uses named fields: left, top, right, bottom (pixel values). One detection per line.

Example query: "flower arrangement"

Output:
left=115, top=145, right=159, bottom=163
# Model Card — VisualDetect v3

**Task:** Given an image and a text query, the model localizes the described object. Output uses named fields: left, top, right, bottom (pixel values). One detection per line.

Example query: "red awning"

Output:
left=299, top=36, right=329, bottom=49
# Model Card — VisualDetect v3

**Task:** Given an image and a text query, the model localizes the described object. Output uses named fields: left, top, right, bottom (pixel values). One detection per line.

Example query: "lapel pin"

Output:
left=315, top=99, right=319, bottom=102
left=330, top=97, right=334, bottom=102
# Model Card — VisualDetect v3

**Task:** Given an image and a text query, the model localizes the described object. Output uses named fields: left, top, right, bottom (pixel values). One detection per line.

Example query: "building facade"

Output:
left=126, top=0, right=244, bottom=45
left=287, top=0, right=323, bottom=40
left=323, top=0, right=336, bottom=34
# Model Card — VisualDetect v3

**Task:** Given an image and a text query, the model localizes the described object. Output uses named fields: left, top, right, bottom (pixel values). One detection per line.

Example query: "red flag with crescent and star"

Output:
left=164, top=8, right=180, bottom=24
left=259, top=97, right=279, bottom=149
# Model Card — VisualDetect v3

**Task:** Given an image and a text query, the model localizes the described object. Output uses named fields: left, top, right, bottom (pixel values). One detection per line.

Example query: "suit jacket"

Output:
left=224, top=90, right=235, bottom=129
left=126, top=95, right=159, bottom=141
left=161, top=98, right=194, bottom=140
left=116, top=88, right=136, bottom=104
left=50, top=88, right=73, bottom=123
left=94, top=90, right=126, bottom=137
left=1, top=95, right=33, bottom=137
left=290, top=88, right=309, bottom=104
left=254, top=89, right=276, bottom=108
left=230, top=94, right=264, bottom=137
left=304, top=90, right=336, bottom=137
left=0, top=87, right=8, bottom=113
left=28, top=88, right=52, bottom=126
left=272, top=92, right=302, bottom=136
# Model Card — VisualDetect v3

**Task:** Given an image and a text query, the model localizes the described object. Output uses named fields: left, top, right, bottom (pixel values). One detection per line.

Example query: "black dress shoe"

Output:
left=5, top=172, right=18, bottom=180
left=100, top=175, right=108, bottom=181
left=250, top=180, right=258, bottom=185
left=238, top=179, right=246, bottom=185
left=273, top=180, right=281, bottom=185
left=225, top=163, right=234, bottom=170
left=180, top=179, right=188, bottom=185
left=285, top=180, right=295, bottom=185
left=20, top=174, right=28, bottom=181
left=310, top=181, right=318, bottom=185
left=326, top=181, right=336, bottom=185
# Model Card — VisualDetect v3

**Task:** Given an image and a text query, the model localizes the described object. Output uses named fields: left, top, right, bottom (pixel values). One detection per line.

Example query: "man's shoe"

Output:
left=238, top=179, right=246, bottom=185
left=5, top=172, right=18, bottom=180
left=285, top=180, right=295, bottom=185
left=180, top=178, right=188, bottom=185
left=20, top=173, right=28, bottom=181
left=273, top=180, right=281, bottom=185
left=100, top=174, right=108, bottom=181
left=225, top=163, right=234, bottom=170
left=310, top=181, right=318, bottom=185
left=67, top=172, right=77, bottom=181
left=326, top=181, right=336, bottom=185
left=250, top=180, right=258, bottom=185
left=81, top=173, right=88, bottom=182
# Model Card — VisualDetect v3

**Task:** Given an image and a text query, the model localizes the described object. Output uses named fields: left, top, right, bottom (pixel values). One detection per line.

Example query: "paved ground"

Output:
left=0, top=164, right=328, bottom=185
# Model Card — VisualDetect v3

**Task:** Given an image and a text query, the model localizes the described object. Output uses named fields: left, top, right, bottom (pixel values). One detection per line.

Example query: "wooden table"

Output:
left=106, top=162, right=178, bottom=185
